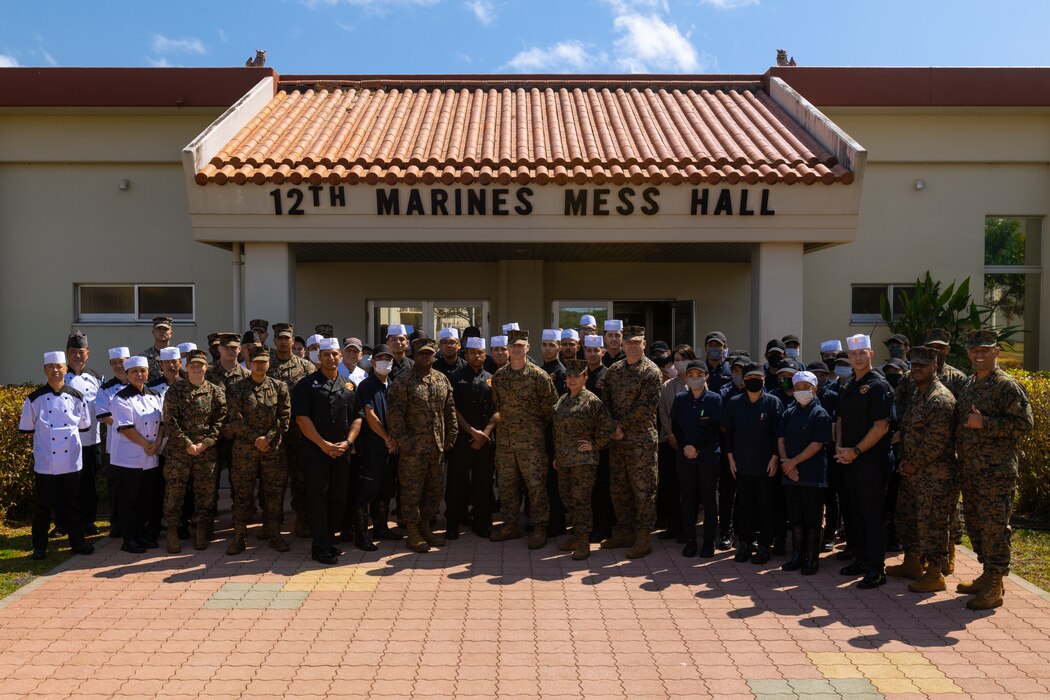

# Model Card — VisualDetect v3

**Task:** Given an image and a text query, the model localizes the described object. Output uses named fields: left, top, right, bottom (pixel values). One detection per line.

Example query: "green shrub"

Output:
left=0, top=385, right=37, bottom=521
left=1008, top=370, right=1050, bottom=519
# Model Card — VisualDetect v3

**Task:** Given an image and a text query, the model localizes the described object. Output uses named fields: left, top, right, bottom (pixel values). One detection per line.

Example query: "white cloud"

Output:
left=147, top=57, right=174, bottom=67
left=612, top=13, right=700, bottom=72
left=41, top=50, right=57, bottom=66
left=0, top=54, right=19, bottom=67
left=701, top=0, right=758, bottom=8
left=151, top=34, right=206, bottom=55
left=603, top=0, right=669, bottom=12
left=465, top=0, right=495, bottom=24
left=502, top=41, right=599, bottom=73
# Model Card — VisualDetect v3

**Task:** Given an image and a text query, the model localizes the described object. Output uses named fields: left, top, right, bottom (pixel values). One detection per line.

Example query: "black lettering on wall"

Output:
left=593, top=189, right=610, bottom=216
left=738, top=189, right=755, bottom=216
left=514, top=187, right=534, bottom=215
left=287, top=188, right=305, bottom=216
left=329, top=186, right=346, bottom=207
left=565, top=189, right=587, bottom=216
left=270, top=188, right=282, bottom=215
left=376, top=189, right=399, bottom=215
left=690, top=188, right=709, bottom=216
left=431, top=189, right=449, bottom=215
left=406, top=189, right=425, bottom=215
left=492, top=188, right=509, bottom=215
left=640, top=187, right=660, bottom=215
left=616, top=187, right=635, bottom=215
left=760, top=189, right=776, bottom=216
left=467, top=189, right=486, bottom=215
left=308, top=185, right=323, bottom=207
left=713, top=189, right=733, bottom=215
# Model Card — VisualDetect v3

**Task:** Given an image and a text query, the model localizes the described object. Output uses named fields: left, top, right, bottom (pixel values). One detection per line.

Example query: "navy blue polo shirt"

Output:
left=721, top=391, right=783, bottom=476
left=670, top=389, right=722, bottom=466
left=353, top=372, right=389, bottom=450
left=778, top=402, right=833, bottom=487
left=704, top=359, right=732, bottom=394
left=837, top=369, right=893, bottom=458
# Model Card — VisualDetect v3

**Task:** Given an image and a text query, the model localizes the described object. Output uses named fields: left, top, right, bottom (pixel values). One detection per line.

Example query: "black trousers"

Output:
left=78, top=444, right=98, bottom=529
left=590, top=449, right=615, bottom=538
left=717, top=454, right=736, bottom=534
left=355, top=443, right=397, bottom=509
left=772, top=478, right=787, bottom=541
left=445, top=437, right=495, bottom=527
left=735, top=473, right=776, bottom=548
left=829, top=460, right=855, bottom=546
left=656, top=441, right=679, bottom=530
left=823, top=447, right=840, bottom=539
left=32, top=472, right=83, bottom=553
left=843, top=454, right=891, bottom=573
left=786, top=485, right=826, bottom=529
left=142, top=467, right=164, bottom=540
left=304, top=453, right=351, bottom=554
left=339, top=454, right=360, bottom=534
left=114, top=465, right=158, bottom=545
left=677, top=459, right=719, bottom=544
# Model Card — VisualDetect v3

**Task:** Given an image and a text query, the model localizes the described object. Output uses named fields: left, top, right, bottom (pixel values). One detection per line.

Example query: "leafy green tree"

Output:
left=984, top=217, right=1027, bottom=319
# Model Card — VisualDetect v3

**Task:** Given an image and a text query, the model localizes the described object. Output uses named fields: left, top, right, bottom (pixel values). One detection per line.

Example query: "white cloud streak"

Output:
left=465, top=0, right=495, bottom=24
left=0, top=54, right=19, bottom=67
left=151, top=34, right=206, bottom=55
left=701, top=0, right=758, bottom=8
left=612, top=13, right=699, bottom=72
left=502, top=41, right=600, bottom=72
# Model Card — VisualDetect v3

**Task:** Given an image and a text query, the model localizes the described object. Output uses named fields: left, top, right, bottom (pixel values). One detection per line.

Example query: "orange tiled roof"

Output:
left=195, top=79, right=854, bottom=187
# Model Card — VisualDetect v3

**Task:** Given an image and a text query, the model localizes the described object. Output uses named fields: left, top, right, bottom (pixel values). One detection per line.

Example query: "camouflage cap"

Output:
left=507, top=329, right=529, bottom=346
left=315, top=324, right=334, bottom=337
left=411, top=337, right=437, bottom=353
left=207, top=332, right=220, bottom=346
left=272, top=322, right=294, bottom=338
left=249, top=319, right=269, bottom=332
left=924, top=328, right=952, bottom=346
left=217, top=332, right=241, bottom=348
left=249, top=346, right=271, bottom=361
left=623, top=325, right=645, bottom=341
left=907, top=346, right=937, bottom=366
left=564, top=358, right=589, bottom=375
left=967, top=329, right=998, bottom=348
left=185, top=349, right=210, bottom=365
left=152, top=316, right=173, bottom=329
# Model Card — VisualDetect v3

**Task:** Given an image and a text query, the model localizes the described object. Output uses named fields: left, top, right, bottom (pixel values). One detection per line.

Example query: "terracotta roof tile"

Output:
left=197, top=79, right=854, bottom=186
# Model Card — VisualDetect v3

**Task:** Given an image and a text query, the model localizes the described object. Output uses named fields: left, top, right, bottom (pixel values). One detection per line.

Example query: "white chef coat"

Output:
left=95, top=377, right=125, bottom=455
left=108, top=385, right=164, bottom=470
left=18, top=384, right=90, bottom=475
left=65, top=368, right=102, bottom=447
left=146, top=376, right=175, bottom=401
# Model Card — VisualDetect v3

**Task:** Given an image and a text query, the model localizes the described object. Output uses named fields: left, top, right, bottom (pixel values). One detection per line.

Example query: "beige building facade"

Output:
left=1, top=66, right=1047, bottom=383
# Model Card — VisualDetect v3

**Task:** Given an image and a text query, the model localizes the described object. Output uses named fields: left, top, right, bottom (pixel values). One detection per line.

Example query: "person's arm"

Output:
left=903, top=395, right=955, bottom=473
left=162, top=391, right=191, bottom=451
left=658, top=382, right=675, bottom=443
left=442, top=380, right=458, bottom=450
left=203, top=388, right=226, bottom=448
left=265, top=382, right=292, bottom=446
left=592, top=400, right=616, bottom=451
left=114, top=399, right=152, bottom=451
left=970, top=379, right=1035, bottom=439
left=624, top=369, right=663, bottom=426
left=537, top=371, right=558, bottom=425
left=365, top=406, right=391, bottom=442
left=227, top=386, right=248, bottom=440
left=296, top=415, right=332, bottom=450
left=385, top=379, right=408, bottom=449
left=18, top=397, right=36, bottom=434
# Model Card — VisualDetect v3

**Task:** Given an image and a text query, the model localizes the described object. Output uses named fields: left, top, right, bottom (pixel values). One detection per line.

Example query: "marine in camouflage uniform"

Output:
left=386, top=337, right=458, bottom=552
left=140, top=316, right=174, bottom=382
left=267, top=323, right=315, bottom=537
left=552, top=359, right=615, bottom=559
left=891, top=346, right=958, bottom=590
left=954, top=329, right=1033, bottom=610
left=490, top=330, right=558, bottom=547
left=205, top=333, right=250, bottom=521
left=226, top=347, right=291, bottom=554
left=161, top=349, right=226, bottom=552
left=601, top=326, right=663, bottom=555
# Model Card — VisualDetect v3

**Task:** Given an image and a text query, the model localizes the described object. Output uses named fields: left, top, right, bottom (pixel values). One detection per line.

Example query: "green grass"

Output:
left=961, top=527, right=1050, bottom=592
left=0, top=520, right=110, bottom=600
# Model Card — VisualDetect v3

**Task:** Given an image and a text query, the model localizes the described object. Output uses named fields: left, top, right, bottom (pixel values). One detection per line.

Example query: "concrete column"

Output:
left=496, top=260, right=546, bottom=336
left=750, top=242, right=805, bottom=358
left=243, top=243, right=296, bottom=328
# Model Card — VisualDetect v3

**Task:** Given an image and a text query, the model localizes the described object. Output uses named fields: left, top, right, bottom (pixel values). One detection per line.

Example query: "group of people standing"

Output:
left=19, top=314, right=1032, bottom=611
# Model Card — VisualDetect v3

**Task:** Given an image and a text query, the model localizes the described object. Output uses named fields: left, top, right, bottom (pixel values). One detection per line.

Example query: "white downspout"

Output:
left=232, top=242, right=243, bottom=331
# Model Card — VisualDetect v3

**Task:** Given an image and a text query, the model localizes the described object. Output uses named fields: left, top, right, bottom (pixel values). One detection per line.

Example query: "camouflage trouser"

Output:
left=911, top=472, right=955, bottom=567
left=960, top=457, right=1017, bottom=575
left=283, top=429, right=307, bottom=517
left=212, top=436, right=233, bottom=512
left=163, top=451, right=217, bottom=529
left=397, top=444, right=444, bottom=526
left=949, top=483, right=964, bottom=544
left=496, top=444, right=548, bottom=527
left=608, top=438, right=658, bottom=533
left=557, top=459, right=597, bottom=535
left=895, top=475, right=919, bottom=554
left=231, top=442, right=287, bottom=528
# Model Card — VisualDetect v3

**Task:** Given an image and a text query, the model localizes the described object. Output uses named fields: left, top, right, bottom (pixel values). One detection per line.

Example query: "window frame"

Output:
left=367, top=299, right=489, bottom=344
left=75, top=283, right=196, bottom=324
left=849, top=283, right=915, bottom=325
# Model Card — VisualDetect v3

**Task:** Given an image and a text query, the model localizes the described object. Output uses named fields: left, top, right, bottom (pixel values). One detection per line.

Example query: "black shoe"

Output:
left=177, top=526, right=190, bottom=540
left=142, top=538, right=159, bottom=550
left=821, top=538, right=834, bottom=553
left=472, top=524, right=492, bottom=538
left=733, top=547, right=751, bottom=563
left=72, top=542, right=95, bottom=555
left=312, top=551, right=338, bottom=565
left=339, top=530, right=354, bottom=543
left=771, top=536, right=786, bottom=556
left=716, top=531, right=733, bottom=551
left=109, top=528, right=122, bottom=539
left=30, top=550, right=46, bottom=560
left=699, top=541, right=715, bottom=558
left=49, top=526, right=66, bottom=539
left=886, top=539, right=903, bottom=554
left=835, top=548, right=856, bottom=561
left=657, top=529, right=679, bottom=540
left=782, top=526, right=804, bottom=571
left=84, top=524, right=100, bottom=536
left=840, top=560, right=868, bottom=576
left=121, top=540, right=147, bottom=554
left=353, top=509, right=378, bottom=552
left=802, top=529, right=821, bottom=575
left=327, top=545, right=344, bottom=557
left=682, top=541, right=697, bottom=557
left=751, top=547, right=771, bottom=565
left=446, top=521, right=461, bottom=540
left=857, top=571, right=887, bottom=589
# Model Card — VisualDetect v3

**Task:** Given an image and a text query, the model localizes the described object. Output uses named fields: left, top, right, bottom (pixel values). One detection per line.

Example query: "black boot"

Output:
left=371, top=501, right=403, bottom=541
left=354, top=508, right=378, bottom=551
left=782, top=526, right=804, bottom=572
left=771, top=532, right=787, bottom=556
left=802, top=528, right=821, bottom=575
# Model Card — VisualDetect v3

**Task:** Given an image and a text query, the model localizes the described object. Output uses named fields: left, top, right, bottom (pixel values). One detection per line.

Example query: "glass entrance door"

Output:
left=553, top=300, right=694, bottom=346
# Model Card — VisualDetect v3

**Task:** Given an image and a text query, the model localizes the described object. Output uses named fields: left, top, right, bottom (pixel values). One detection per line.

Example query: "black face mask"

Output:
left=886, top=373, right=901, bottom=388
left=744, top=378, right=765, bottom=393
left=888, top=345, right=906, bottom=359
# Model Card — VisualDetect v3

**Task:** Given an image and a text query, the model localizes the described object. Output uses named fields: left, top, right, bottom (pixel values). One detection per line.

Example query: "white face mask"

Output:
left=674, top=360, right=690, bottom=375
left=374, top=360, right=393, bottom=376
left=834, top=365, right=851, bottom=379
left=664, top=364, right=678, bottom=379
left=309, top=350, right=320, bottom=364
left=785, top=347, right=800, bottom=359
left=686, top=377, right=706, bottom=391
left=795, top=390, right=815, bottom=406
left=359, top=355, right=371, bottom=370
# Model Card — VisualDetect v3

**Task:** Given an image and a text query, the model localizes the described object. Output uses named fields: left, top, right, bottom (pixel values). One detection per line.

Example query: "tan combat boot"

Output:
left=966, top=573, right=1004, bottom=610
left=886, top=552, right=923, bottom=579
left=490, top=521, right=524, bottom=542
left=256, top=523, right=270, bottom=541
left=405, top=524, right=431, bottom=553
left=268, top=521, right=289, bottom=552
left=572, top=537, right=591, bottom=561
left=626, top=531, right=652, bottom=559
left=166, top=529, right=182, bottom=554
left=527, top=528, right=547, bottom=550
left=194, top=521, right=210, bottom=550
left=956, top=572, right=991, bottom=594
left=908, top=563, right=947, bottom=592
left=419, top=522, right=446, bottom=547
left=600, top=528, right=635, bottom=550
left=941, top=544, right=955, bottom=575
left=559, top=532, right=582, bottom=551
left=226, top=527, right=246, bottom=555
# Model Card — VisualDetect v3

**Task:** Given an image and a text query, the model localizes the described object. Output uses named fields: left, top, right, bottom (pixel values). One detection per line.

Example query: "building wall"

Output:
left=0, top=111, right=231, bottom=383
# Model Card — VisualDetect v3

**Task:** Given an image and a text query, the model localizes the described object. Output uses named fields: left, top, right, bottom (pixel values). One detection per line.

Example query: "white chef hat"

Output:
left=109, top=347, right=130, bottom=360
left=43, top=351, right=66, bottom=365
left=579, top=314, right=597, bottom=326
left=846, top=334, right=872, bottom=351
left=490, top=335, right=508, bottom=348
left=306, top=334, right=323, bottom=347
left=584, top=335, right=604, bottom=348
left=792, top=371, right=818, bottom=387
left=465, top=337, right=486, bottom=350
left=178, top=342, right=197, bottom=354
left=604, top=319, right=623, bottom=331
left=541, top=329, right=560, bottom=341
left=821, top=340, right=843, bottom=353
left=438, top=327, right=459, bottom=340
left=561, top=329, right=580, bottom=341
left=160, top=347, right=180, bottom=361
left=386, top=324, right=408, bottom=337
left=124, top=356, right=148, bottom=370
left=318, top=337, right=340, bottom=351
left=501, top=322, right=519, bottom=333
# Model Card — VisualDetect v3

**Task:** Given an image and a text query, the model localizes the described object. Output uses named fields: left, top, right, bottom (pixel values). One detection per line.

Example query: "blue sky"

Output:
left=3, top=0, right=1050, bottom=75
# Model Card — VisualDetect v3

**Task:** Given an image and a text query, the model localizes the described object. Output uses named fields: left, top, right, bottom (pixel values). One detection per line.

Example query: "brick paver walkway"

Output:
left=2, top=511, right=1049, bottom=699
